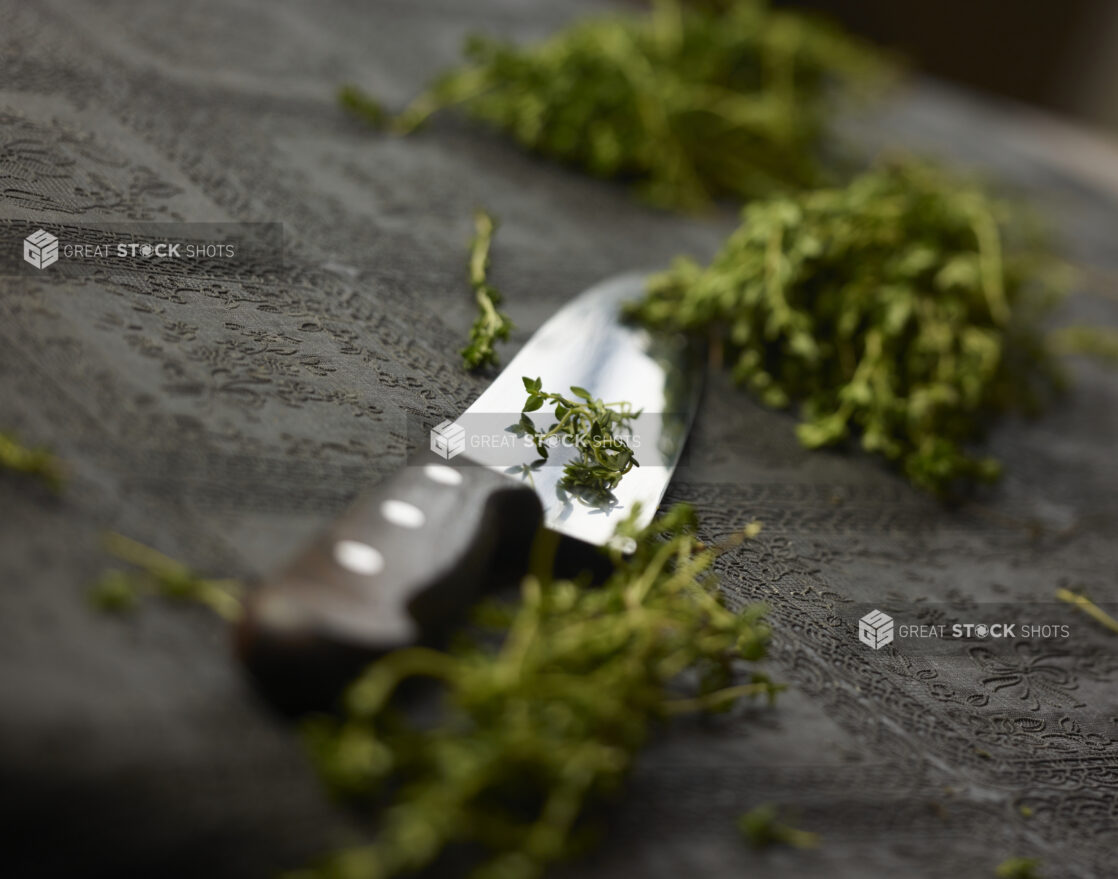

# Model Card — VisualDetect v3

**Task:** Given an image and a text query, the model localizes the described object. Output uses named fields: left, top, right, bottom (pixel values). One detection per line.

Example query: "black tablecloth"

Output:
left=2, top=2, right=1118, bottom=877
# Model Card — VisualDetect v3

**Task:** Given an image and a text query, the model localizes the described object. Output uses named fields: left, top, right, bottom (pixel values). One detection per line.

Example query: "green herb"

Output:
left=518, top=376, right=640, bottom=502
left=296, top=504, right=778, bottom=879
left=461, top=210, right=514, bottom=371
left=738, top=803, right=820, bottom=849
left=89, top=533, right=243, bottom=621
left=339, top=84, right=387, bottom=128
left=1055, top=587, right=1118, bottom=635
left=995, top=857, right=1043, bottom=879
left=627, top=158, right=1068, bottom=494
left=340, top=0, right=892, bottom=210
left=0, top=431, right=64, bottom=492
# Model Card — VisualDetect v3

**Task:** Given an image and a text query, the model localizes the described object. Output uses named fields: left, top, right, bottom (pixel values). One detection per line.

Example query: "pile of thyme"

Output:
left=461, top=210, right=514, bottom=371
left=340, top=0, right=890, bottom=209
left=88, top=511, right=777, bottom=879
left=297, top=504, right=777, bottom=879
left=627, top=159, right=1068, bottom=494
left=518, top=376, right=640, bottom=502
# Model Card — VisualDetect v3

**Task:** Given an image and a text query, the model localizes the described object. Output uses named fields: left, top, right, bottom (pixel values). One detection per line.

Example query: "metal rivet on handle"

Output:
left=334, top=539, right=385, bottom=575
left=381, top=499, right=426, bottom=529
left=424, top=463, right=463, bottom=486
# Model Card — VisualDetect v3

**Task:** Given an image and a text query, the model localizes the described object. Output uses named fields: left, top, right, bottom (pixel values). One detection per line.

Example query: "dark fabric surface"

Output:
left=2, top=2, right=1118, bottom=877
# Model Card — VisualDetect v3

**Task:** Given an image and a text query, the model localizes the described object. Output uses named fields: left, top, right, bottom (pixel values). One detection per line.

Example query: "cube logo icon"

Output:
left=24, top=229, right=59, bottom=269
left=430, top=419, right=466, bottom=460
left=859, top=609, right=894, bottom=650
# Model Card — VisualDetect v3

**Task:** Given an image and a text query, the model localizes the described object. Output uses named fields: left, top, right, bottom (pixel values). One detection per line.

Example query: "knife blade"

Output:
left=236, top=272, right=703, bottom=710
left=457, top=271, right=703, bottom=545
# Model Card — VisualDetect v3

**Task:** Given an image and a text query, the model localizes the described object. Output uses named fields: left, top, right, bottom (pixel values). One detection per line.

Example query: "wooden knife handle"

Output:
left=235, top=463, right=542, bottom=712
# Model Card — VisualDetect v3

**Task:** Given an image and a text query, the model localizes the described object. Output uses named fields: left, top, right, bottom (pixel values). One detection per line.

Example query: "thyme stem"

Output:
left=1056, top=587, right=1118, bottom=636
left=461, top=210, right=514, bottom=371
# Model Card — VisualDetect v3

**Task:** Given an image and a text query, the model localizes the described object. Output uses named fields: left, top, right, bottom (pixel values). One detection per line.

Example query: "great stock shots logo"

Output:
left=23, top=229, right=58, bottom=269
left=430, top=420, right=466, bottom=460
left=859, top=610, right=895, bottom=650
left=854, top=602, right=1077, bottom=654
left=4, top=223, right=284, bottom=279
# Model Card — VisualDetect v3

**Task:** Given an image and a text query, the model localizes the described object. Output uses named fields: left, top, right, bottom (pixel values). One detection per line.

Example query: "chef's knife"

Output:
left=236, top=272, right=703, bottom=710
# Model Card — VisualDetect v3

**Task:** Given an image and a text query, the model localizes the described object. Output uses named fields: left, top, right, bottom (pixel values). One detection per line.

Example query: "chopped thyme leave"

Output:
left=89, top=533, right=243, bottom=621
left=0, top=431, right=64, bottom=492
left=738, top=803, right=820, bottom=850
left=518, top=376, right=641, bottom=503
left=461, top=210, right=514, bottom=371
left=1055, top=587, right=1118, bottom=636
left=995, top=857, right=1043, bottom=879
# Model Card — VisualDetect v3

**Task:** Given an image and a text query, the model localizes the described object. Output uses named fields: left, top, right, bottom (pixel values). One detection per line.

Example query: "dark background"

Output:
left=779, top=0, right=1118, bottom=135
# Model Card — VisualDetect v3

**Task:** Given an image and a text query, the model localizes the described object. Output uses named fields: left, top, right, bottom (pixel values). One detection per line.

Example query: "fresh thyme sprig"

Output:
left=0, top=431, right=64, bottom=492
left=89, top=533, right=243, bottom=621
left=628, top=158, right=1068, bottom=495
left=340, top=0, right=892, bottom=210
left=296, top=504, right=777, bottom=879
left=518, top=376, right=640, bottom=502
left=461, top=210, right=514, bottom=371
